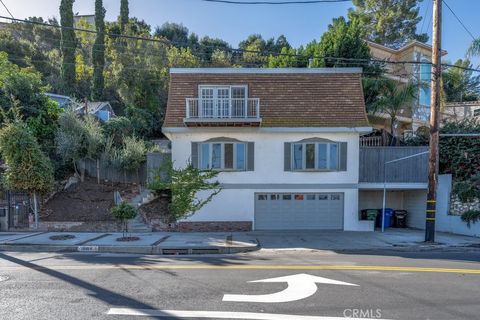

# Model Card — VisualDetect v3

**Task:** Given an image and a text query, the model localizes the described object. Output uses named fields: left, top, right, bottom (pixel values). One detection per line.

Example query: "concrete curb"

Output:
left=0, top=243, right=260, bottom=255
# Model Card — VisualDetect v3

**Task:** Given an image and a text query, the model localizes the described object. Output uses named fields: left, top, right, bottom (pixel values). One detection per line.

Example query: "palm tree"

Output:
left=363, top=77, right=418, bottom=145
left=468, top=39, right=480, bottom=57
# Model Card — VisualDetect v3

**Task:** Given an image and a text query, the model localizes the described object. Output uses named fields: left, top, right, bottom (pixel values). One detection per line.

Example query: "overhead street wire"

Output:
left=1, top=15, right=480, bottom=74
left=198, top=0, right=350, bottom=4
left=442, top=0, right=476, bottom=41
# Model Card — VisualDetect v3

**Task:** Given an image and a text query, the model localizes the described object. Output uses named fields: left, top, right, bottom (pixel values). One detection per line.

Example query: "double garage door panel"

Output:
left=255, top=193, right=344, bottom=230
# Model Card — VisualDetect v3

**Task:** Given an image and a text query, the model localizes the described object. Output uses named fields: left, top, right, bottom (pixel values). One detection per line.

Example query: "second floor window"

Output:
left=292, top=142, right=339, bottom=171
left=200, top=85, right=247, bottom=118
left=199, top=142, right=246, bottom=170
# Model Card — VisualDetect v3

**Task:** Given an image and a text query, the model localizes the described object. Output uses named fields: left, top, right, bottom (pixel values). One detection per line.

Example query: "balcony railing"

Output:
left=185, top=98, right=260, bottom=120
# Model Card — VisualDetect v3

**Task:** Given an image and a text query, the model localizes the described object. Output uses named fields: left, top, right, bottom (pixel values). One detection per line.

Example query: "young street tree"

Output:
left=348, top=0, right=428, bottom=48
left=92, top=0, right=106, bottom=100
left=0, top=117, right=54, bottom=228
left=59, top=0, right=76, bottom=95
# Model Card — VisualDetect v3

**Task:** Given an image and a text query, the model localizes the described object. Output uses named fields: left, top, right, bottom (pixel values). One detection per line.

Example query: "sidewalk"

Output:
left=253, top=228, right=480, bottom=251
left=0, top=232, right=259, bottom=255
left=0, top=229, right=478, bottom=255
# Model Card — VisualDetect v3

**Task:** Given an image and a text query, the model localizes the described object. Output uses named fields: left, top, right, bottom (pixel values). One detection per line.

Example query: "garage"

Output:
left=254, top=192, right=344, bottom=230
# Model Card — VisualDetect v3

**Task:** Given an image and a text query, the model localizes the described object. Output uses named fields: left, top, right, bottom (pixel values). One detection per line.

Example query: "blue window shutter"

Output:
left=247, top=142, right=254, bottom=171
left=191, top=142, right=199, bottom=168
left=339, top=142, right=347, bottom=171
left=284, top=142, right=291, bottom=171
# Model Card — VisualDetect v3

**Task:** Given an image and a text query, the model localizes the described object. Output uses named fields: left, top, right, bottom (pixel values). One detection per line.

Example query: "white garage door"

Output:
left=254, top=193, right=344, bottom=230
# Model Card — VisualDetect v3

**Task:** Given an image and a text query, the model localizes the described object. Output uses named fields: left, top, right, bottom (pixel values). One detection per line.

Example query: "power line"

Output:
left=2, top=15, right=480, bottom=74
left=420, top=0, right=430, bottom=35
left=442, top=0, right=476, bottom=41
left=0, top=0, right=14, bottom=19
left=199, top=0, right=349, bottom=4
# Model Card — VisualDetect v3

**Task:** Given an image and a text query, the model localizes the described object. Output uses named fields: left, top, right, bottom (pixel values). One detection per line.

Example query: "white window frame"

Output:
left=199, top=141, right=247, bottom=171
left=291, top=142, right=339, bottom=171
left=198, top=85, right=248, bottom=117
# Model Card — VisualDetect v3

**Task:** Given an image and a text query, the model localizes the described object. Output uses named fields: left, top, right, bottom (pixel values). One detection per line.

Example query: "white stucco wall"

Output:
left=407, top=175, right=480, bottom=237
left=168, top=130, right=360, bottom=184
left=166, top=129, right=365, bottom=231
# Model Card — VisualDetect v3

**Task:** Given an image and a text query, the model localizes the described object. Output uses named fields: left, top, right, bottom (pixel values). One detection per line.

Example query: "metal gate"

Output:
left=0, top=191, right=31, bottom=230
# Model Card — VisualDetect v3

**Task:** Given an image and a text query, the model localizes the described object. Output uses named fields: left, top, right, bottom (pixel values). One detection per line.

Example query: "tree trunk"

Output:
left=80, top=159, right=85, bottom=182
left=73, top=160, right=80, bottom=178
left=96, top=158, right=100, bottom=184
left=33, top=192, right=38, bottom=229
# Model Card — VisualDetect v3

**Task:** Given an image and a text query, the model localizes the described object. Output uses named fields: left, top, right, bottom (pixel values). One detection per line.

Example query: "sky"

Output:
left=1, top=0, right=479, bottom=64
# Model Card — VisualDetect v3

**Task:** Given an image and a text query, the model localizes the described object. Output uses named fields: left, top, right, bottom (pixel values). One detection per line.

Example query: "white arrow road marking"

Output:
left=107, top=308, right=392, bottom=320
left=222, top=273, right=358, bottom=303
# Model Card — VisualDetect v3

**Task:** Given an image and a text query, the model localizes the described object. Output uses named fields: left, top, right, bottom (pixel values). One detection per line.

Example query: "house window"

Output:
left=419, top=60, right=431, bottom=107
left=282, top=194, right=292, bottom=200
left=306, top=194, right=316, bottom=200
left=270, top=194, right=280, bottom=200
left=258, top=194, right=268, bottom=200
left=199, top=142, right=247, bottom=171
left=294, top=194, right=304, bottom=200
left=292, top=143, right=339, bottom=171
left=199, top=85, right=248, bottom=118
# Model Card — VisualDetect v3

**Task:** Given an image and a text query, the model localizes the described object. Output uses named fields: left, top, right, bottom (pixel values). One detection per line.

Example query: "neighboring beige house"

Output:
left=442, top=101, right=480, bottom=122
left=74, top=14, right=95, bottom=26
left=367, top=41, right=448, bottom=138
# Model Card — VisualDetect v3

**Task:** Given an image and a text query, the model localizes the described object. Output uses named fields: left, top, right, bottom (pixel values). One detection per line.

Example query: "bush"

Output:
left=461, top=210, right=480, bottom=228
left=148, top=161, right=221, bottom=222
left=111, top=201, right=137, bottom=235
left=454, top=180, right=480, bottom=203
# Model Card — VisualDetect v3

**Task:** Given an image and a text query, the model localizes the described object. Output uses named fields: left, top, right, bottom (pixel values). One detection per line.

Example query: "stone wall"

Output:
left=31, top=221, right=123, bottom=232
left=449, top=194, right=480, bottom=216
left=149, top=220, right=252, bottom=232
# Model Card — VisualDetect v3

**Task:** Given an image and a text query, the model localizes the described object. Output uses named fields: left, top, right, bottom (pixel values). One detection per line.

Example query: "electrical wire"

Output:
left=198, top=0, right=350, bottom=4
left=0, top=0, right=14, bottom=19
left=442, top=0, right=476, bottom=41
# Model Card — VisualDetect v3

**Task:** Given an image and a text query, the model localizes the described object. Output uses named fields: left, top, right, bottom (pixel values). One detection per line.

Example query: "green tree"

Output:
left=267, top=47, right=298, bottom=68
left=59, top=0, right=76, bottom=95
left=154, top=22, right=189, bottom=46
left=111, top=201, right=137, bottom=235
left=148, top=161, right=221, bottom=223
left=119, top=0, right=129, bottom=32
left=0, top=52, right=60, bottom=147
left=311, top=16, right=372, bottom=69
left=0, top=117, right=54, bottom=228
left=92, top=0, right=106, bottom=100
left=365, top=78, right=418, bottom=142
left=56, top=107, right=86, bottom=178
left=348, top=0, right=428, bottom=48
left=443, top=59, right=480, bottom=102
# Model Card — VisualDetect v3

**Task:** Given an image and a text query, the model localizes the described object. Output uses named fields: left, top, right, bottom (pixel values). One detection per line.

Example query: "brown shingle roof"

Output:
left=163, top=68, right=369, bottom=128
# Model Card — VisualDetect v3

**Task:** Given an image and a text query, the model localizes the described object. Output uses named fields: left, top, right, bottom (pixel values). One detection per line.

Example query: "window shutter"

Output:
left=191, top=142, right=199, bottom=169
left=339, top=142, right=348, bottom=171
left=247, top=142, right=254, bottom=171
left=284, top=142, right=291, bottom=171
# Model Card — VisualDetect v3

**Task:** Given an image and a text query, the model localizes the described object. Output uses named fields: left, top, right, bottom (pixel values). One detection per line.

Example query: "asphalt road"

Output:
left=1, top=249, right=480, bottom=320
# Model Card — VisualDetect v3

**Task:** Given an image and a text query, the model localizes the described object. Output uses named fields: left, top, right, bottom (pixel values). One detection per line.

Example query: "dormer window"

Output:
left=185, top=85, right=260, bottom=122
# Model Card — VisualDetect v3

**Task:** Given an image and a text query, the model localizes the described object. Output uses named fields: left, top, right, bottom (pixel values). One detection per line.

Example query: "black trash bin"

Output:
left=394, top=210, right=408, bottom=228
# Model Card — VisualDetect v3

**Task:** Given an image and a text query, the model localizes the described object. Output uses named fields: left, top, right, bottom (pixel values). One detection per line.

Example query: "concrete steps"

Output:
left=127, top=189, right=154, bottom=232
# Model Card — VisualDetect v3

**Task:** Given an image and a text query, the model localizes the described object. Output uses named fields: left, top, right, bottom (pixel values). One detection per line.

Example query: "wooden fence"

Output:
left=359, top=146, right=429, bottom=183
left=80, top=152, right=171, bottom=185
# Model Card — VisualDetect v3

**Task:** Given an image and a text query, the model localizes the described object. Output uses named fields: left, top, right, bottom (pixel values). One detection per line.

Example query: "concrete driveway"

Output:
left=250, top=228, right=480, bottom=251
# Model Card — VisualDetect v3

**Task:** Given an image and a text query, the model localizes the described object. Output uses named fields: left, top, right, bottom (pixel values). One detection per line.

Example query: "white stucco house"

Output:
left=162, top=68, right=381, bottom=232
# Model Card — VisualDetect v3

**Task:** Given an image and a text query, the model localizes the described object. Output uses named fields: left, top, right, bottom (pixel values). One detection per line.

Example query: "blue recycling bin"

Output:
left=376, top=208, right=393, bottom=229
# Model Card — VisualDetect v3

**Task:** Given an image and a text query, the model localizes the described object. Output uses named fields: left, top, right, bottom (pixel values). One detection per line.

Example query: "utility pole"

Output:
left=425, top=0, right=442, bottom=242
